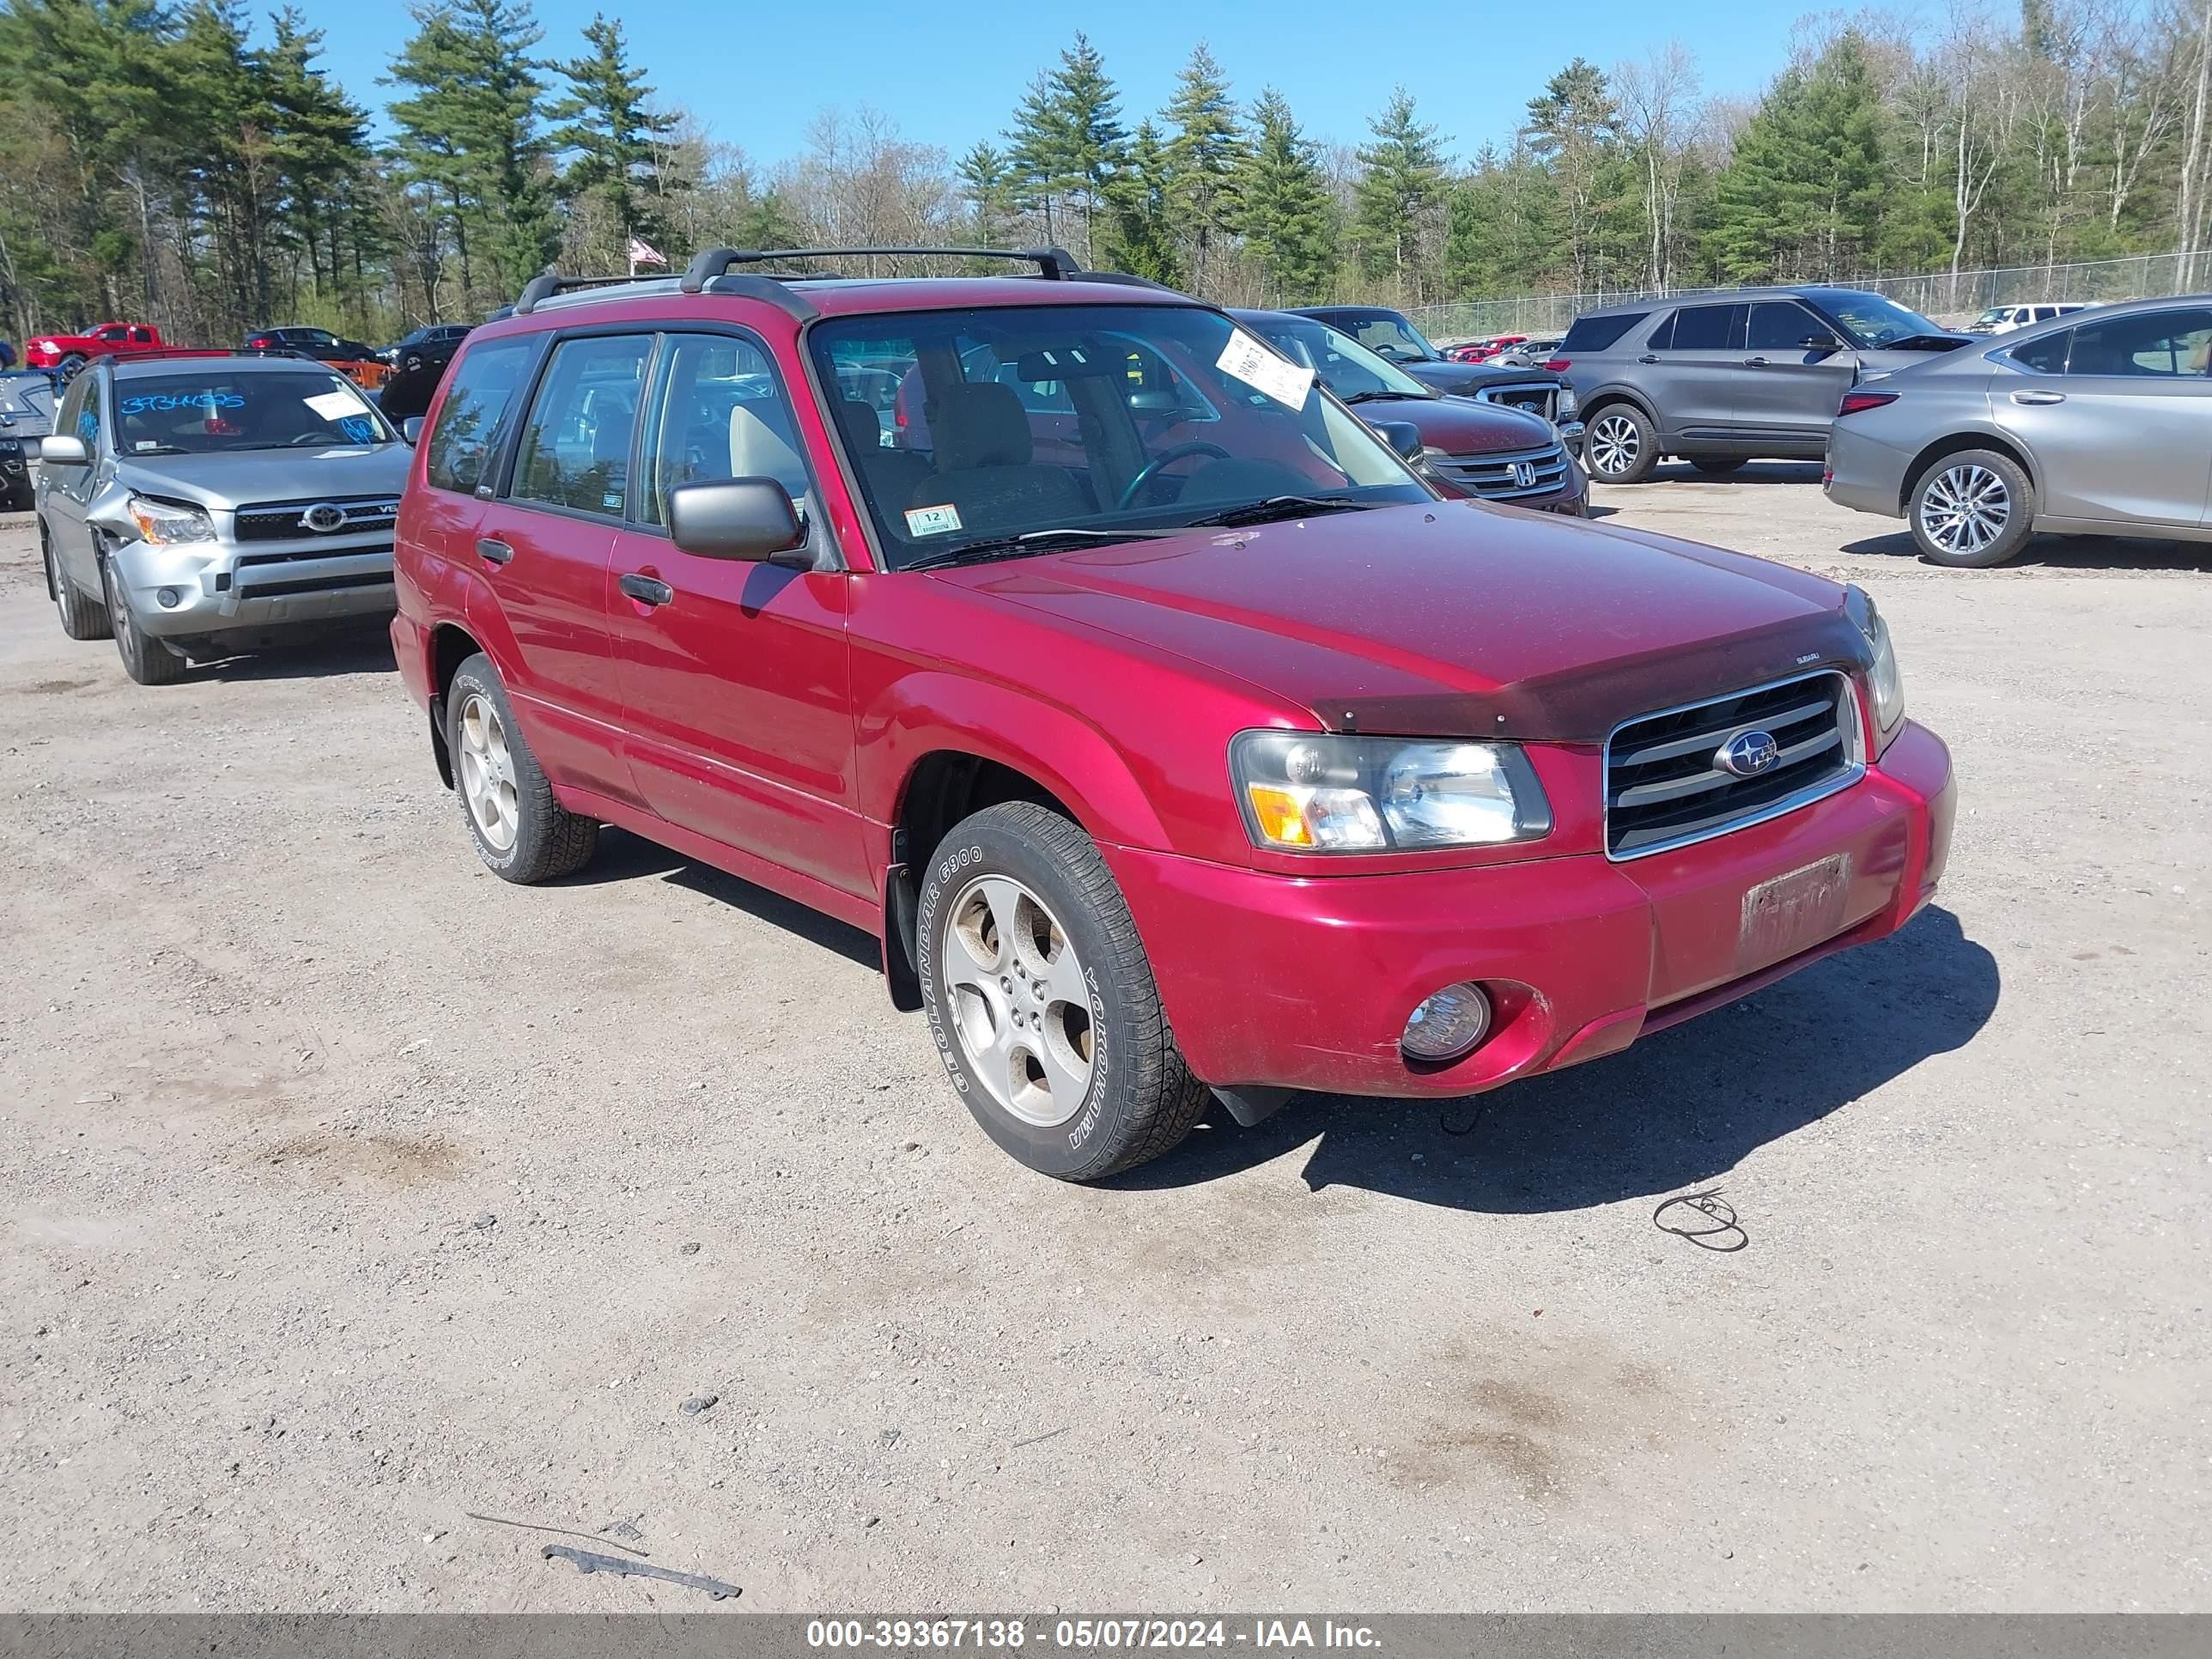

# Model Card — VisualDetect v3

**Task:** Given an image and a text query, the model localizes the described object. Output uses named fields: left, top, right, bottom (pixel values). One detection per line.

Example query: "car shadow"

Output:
left=190, top=621, right=398, bottom=682
left=1111, top=905, right=1998, bottom=1214
left=555, top=826, right=880, bottom=969
left=1840, top=531, right=2212, bottom=574
left=1637, top=461, right=1829, bottom=486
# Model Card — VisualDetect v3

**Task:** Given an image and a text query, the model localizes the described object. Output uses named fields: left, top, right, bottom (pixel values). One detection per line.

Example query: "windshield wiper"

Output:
left=1337, top=388, right=1423, bottom=404
left=1180, top=495, right=1372, bottom=529
left=902, top=526, right=1178, bottom=571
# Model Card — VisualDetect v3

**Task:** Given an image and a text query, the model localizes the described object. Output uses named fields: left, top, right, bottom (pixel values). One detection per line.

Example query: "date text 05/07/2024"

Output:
left=805, top=1620, right=1383, bottom=1651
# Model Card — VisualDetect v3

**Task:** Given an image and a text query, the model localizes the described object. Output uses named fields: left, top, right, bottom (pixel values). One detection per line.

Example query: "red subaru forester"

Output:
left=391, top=248, right=1954, bottom=1182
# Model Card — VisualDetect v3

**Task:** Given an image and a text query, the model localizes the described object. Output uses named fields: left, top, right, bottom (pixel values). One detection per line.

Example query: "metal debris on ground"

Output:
left=540, top=1543, right=740, bottom=1600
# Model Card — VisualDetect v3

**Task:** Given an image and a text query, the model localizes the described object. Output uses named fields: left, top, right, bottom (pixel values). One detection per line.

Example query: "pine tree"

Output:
left=1352, top=88, right=1446, bottom=292
left=1524, top=57, right=1620, bottom=291
left=263, top=9, right=372, bottom=313
left=1162, top=42, right=1245, bottom=290
left=1708, top=31, right=1887, bottom=282
left=957, top=142, right=1019, bottom=246
left=1237, top=88, right=1335, bottom=302
left=1100, top=118, right=1182, bottom=285
left=1004, top=33, right=1127, bottom=264
left=549, top=14, right=678, bottom=269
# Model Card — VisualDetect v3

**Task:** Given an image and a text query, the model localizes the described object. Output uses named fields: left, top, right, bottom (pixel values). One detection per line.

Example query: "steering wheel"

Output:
left=1116, top=441, right=1232, bottom=509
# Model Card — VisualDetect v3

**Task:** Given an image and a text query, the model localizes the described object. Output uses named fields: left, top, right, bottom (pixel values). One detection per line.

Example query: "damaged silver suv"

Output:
left=36, top=352, right=411, bottom=684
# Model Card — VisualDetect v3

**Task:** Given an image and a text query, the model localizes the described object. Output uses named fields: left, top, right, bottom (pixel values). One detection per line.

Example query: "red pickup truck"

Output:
left=23, top=322, right=167, bottom=374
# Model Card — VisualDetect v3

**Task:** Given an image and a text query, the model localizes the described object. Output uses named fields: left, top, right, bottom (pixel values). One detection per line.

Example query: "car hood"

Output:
left=1351, top=395, right=1555, bottom=453
left=939, top=503, right=1872, bottom=742
left=113, top=444, right=412, bottom=509
left=1401, top=359, right=1556, bottom=395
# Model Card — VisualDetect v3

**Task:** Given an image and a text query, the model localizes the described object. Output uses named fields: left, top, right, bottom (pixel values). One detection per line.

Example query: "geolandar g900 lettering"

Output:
left=389, top=246, right=1955, bottom=1182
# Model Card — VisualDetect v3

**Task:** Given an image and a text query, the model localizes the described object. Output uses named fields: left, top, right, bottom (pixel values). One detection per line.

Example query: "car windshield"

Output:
left=1808, top=291, right=1947, bottom=348
left=809, top=303, right=1429, bottom=570
left=1328, top=311, right=1440, bottom=362
left=0, top=371, right=55, bottom=412
left=112, top=368, right=394, bottom=453
left=1243, top=317, right=1431, bottom=400
left=1972, top=308, right=2008, bottom=326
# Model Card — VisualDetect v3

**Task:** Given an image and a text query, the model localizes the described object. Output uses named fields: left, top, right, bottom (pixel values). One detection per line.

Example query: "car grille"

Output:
left=1470, top=380, right=1559, bottom=422
left=233, top=495, right=400, bottom=542
left=1431, top=441, right=1570, bottom=501
left=1604, top=672, right=1862, bottom=860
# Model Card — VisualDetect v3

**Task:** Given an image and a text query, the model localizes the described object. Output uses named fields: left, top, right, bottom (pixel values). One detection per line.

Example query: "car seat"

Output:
left=910, top=383, right=1086, bottom=527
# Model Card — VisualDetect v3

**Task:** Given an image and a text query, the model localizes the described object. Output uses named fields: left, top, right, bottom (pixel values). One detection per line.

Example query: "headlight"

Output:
left=125, top=495, right=216, bottom=545
left=1844, top=584, right=1905, bottom=739
left=1556, top=386, right=1578, bottom=418
left=1231, top=732, right=1552, bottom=852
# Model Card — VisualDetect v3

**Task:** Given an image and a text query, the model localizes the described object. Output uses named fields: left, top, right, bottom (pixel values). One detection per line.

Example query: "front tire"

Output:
left=103, top=557, right=185, bottom=684
left=916, top=802, right=1210, bottom=1182
left=1910, top=448, right=2034, bottom=568
left=445, top=653, right=599, bottom=882
left=45, top=529, right=110, bottom=641
left=1584, top=404, right=1658, bottom=483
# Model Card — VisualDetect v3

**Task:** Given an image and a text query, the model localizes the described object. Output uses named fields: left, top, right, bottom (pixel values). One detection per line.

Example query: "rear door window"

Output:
left=2063, top=308, right=2212, bottom=377
left=424, top=337, right=540, bottom=495
left=1667, top=304, right=1746, bottom=352
left=508, top=334, right=654, bottom=517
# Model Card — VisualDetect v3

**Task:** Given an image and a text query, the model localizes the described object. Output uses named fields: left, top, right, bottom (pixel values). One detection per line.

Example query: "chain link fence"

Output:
left=1407, top=251, right=2211, bottom=343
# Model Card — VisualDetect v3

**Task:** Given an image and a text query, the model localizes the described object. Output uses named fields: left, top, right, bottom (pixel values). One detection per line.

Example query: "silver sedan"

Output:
left=1824, top=295, right=2212, bottom=567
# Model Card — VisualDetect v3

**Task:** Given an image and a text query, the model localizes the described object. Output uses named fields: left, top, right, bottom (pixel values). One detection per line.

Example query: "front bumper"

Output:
left=109, top=532, right=396, bottom=638
left=1107, top=720, right=1954, bottom=1098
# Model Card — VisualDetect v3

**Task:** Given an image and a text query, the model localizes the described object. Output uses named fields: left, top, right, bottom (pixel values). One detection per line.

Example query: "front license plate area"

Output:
left=1739, top=853, right=1852, bottom=969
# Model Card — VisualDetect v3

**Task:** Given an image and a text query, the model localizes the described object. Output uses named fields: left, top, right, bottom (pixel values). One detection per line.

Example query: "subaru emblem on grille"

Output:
left=1716, top=729, right=1781, bottom=777
left=1514, top=460, right=1536, bottom=489
left=301, top=502, right=347, bottom=533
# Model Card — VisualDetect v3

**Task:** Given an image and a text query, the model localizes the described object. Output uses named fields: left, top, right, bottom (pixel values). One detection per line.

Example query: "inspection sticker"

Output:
left=904, top=502, right=963, bottom=537
left=1216, top=327, right=1313, bottom=410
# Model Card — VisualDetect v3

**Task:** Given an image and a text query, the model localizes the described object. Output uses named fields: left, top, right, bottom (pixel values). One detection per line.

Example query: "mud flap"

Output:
left=1214, top=1086, right=1291, bottom=1127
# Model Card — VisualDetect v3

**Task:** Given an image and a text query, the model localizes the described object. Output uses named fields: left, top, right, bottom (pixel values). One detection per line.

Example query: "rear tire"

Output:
left=1584, top=404, right=1658, bottom=483
left=445, top=652, right=599, bottom=882
left=916, top=801, right=1210, bottom=1182
left=1689, top=457, right=1747, bottom=477
left=104, top=556, right=186, bottom=684
left=1909, top=448, right=2035, bottom=568
left=45, top=529, right=111, bottom=641
left=56, top=353, right=87, bottom=381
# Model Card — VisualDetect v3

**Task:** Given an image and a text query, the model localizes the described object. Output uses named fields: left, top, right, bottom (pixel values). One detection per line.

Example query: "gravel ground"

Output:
left=1, top=469, right=2207, bottom=1613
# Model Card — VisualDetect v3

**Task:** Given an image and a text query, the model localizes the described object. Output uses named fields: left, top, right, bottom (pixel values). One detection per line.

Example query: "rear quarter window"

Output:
left=1560, top=313, right=1646, bottom=354
left=424, top=337, right=538, bottom=495
left=2009, top=330, right=2071, bottom=374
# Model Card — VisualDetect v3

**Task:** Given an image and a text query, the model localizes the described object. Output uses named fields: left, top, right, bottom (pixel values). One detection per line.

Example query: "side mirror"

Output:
left=1373, top=420, right=1425, bottom=463
left=667, top=477, right=807, bottom=563
left=400, top=416, right=425, bottom=445
left=1802, top=333, right=1843, bottom=355
left=39, top=434, right=88, bottom=466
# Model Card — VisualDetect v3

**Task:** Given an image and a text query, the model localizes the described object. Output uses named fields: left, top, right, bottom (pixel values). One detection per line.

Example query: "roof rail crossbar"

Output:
left=681, top=245, right=1082, bottom=292
left=99, top=346, right=313, bottom=366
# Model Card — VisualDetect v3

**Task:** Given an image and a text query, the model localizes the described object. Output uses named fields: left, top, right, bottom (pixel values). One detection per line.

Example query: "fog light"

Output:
left=1401, top=981, right=1491, bottom=1063
left=156, top=586, right=181, bottom=609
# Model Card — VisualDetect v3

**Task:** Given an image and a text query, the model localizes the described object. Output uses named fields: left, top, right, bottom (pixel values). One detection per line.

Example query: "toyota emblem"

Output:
left=1716, top=729, right=1782, bottom=777
left=301, top=502, right=346, bottom=533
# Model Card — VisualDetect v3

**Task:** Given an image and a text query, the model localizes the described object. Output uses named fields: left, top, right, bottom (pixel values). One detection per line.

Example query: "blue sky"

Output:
left=305, top=0, right=1792, bottom=163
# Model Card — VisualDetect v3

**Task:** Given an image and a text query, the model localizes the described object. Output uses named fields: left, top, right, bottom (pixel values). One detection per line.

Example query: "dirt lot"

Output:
left=2, top=467, right=2207, bottom=1613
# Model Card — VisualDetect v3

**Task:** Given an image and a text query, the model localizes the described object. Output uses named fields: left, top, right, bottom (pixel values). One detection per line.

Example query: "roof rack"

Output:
left=511, top=270, right=672, bottom=316
left=679, top=246, right=1083, bottom=292
left=100, top=346, right=313, bottom=368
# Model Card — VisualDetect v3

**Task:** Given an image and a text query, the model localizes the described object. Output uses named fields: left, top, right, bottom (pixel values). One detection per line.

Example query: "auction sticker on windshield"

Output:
left=905, top=503, right=963, bottom=537
left=304, top=389, right=367, bottom=421
left=1216, top=328, right=1313, bottom=410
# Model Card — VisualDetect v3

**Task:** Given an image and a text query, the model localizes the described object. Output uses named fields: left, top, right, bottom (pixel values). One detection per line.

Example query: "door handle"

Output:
left=1638, top=354, right=1659, bottom=364
left=476, top=537, right=513, bottom=565
left=619, top=572, right=674, bottom=607
left=1743, top=356, right=1771, bottom=367
left=2010, top=389, right=2065, bottom=405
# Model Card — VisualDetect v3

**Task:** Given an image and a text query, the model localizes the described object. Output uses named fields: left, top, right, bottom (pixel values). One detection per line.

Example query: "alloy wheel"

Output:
left=1589, top=413, right=1640, bottom=477
left=940, top=872, right=1095, bottom=1127
left=455, top=690, right=520, bottom=853
left=1921, top=463, right=2010, bottom=556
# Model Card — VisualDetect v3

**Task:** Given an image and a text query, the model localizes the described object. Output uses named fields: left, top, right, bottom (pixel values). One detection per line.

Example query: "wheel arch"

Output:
left=1578, top=385, right=1662, bottom=429
left=1899, top=430, right=2037, bottom=515
left=424, top=621, right=487, bottom=789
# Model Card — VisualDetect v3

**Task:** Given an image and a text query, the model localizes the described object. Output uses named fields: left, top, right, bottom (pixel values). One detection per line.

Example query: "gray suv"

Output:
left=1557, top=288, right=1967, bottom=483
left=36, top=353, right=410, bottom=684
left=1825, top=295, right=2212, bottom=567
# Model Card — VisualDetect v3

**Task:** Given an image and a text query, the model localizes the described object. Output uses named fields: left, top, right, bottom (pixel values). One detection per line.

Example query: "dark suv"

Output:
left=1291, top=305, right=1579, bottom=438
left=391, top=246, right=1953, bottom=1182
left=1555, top=288, right=1967, bottom=483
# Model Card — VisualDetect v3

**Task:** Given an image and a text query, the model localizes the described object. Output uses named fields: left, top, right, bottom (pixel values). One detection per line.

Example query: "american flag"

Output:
left=627, top=236, right=667, bottom=272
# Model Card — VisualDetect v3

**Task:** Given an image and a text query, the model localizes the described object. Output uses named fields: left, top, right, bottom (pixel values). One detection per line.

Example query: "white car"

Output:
left=1967, top=301, right=2091, bottom=335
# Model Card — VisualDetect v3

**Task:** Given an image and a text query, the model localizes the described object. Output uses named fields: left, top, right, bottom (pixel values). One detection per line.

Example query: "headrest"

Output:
left=931, top=382, right=1032, bottom=471
left=834, top=396, right=883, bottom=450
left=729, top=401, right=803, bottom=482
